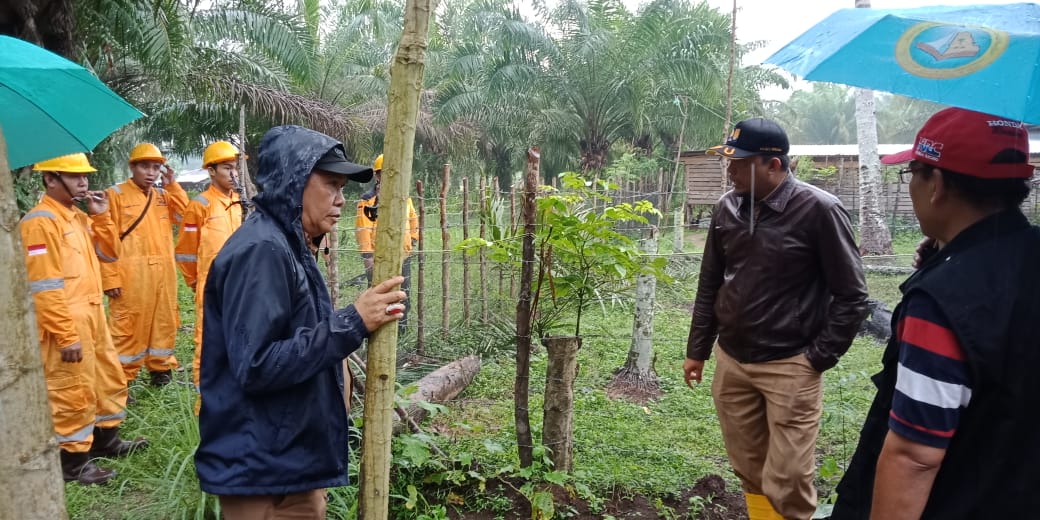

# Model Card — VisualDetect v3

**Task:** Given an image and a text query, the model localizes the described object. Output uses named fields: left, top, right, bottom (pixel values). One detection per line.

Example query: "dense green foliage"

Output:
left=10, top=0, right=787, bottom=206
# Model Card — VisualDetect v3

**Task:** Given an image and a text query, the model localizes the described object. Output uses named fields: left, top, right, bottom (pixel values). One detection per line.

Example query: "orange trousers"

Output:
left=711, top=346, right=823, bottom=520
left=42, top=302, right=128, bottom=453
left=109, top=255, right=180, bottom=381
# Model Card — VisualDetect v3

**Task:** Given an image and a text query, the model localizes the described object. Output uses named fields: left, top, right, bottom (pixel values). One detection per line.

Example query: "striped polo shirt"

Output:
left=888, top=293, right=973, bottom=449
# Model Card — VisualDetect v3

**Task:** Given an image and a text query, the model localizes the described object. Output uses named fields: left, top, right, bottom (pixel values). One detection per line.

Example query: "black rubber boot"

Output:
left=150, top=370, right=172, bottom=387
left=89, top=426, right=149, bottom=458
left=60, top=450, right=116, bottom=485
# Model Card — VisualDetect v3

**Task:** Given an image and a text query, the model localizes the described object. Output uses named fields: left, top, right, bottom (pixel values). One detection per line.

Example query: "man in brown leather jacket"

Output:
left=682, top=117, right=868, bottom=520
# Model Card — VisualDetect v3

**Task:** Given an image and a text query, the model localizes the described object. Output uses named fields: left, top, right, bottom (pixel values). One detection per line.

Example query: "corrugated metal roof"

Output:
left=790, top=140, right=1040, bottom=157
left=686, top=141, right=1040, bottom=158
left=789, top=144, right=912, bottom=156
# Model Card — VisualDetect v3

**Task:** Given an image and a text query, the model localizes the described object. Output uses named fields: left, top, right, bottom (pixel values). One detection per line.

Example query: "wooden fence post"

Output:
left=323, top=224, right=338, bottom=305
left=440, top=163, right=450, bottom=337
left=673, top=207, right=684, bottom=253
left=461, top=177, right=470, bottom=324
left=415, top=180, right=426, bottom=354
left=479, top=176, right=489, bottom=324
left=515, top=147, right=539, bottom=468
left=509, top=185, right=516, bottom=301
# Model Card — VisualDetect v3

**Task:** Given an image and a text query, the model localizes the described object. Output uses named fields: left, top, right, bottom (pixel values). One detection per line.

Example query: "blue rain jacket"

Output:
left=195, top=126, right=367, bottom=495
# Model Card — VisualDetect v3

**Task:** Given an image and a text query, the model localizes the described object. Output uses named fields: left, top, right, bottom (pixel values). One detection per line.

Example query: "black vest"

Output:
left=832, top=210, right=1040, bottom=520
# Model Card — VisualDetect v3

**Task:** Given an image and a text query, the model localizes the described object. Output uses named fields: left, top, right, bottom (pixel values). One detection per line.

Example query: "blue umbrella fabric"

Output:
left=0, top=35, right=143, bottom=168
left=765, top=3, right=1040, bottom=124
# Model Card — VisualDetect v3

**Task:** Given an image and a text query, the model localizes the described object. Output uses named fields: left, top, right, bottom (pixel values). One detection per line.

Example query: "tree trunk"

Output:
left=0, top=128, right=69, bottom=519
left=392, top=355, right=481, bottom=433
left=360, top=1, right=431, bottom=518
left=541, top=336, right=582, bottom=473
left=514, top=148, right=539, bottom=468
left=854, top=0, right=893, bottom=255
left=854, top=89, right=893, bottom=255
left=238, top=105, right=257, bottom=201
left=608, top=229, right=660, bottom=402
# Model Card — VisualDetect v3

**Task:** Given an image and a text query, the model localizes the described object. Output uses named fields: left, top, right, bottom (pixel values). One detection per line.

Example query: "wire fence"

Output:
left=324, top=172, right=910, bottom=493
left=324, top=171, right=931, bottom=362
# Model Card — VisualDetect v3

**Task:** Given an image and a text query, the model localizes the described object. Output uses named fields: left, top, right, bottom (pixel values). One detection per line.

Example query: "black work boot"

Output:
left=89, top=426, right=149, bottom=458
left=150, top=370, right=172, bottom=387
left=60, top=450, right=116, bottom=485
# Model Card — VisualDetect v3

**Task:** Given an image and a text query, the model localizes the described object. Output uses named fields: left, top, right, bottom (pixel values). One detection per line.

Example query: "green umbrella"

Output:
left=0, top=35, right=143, bottom=169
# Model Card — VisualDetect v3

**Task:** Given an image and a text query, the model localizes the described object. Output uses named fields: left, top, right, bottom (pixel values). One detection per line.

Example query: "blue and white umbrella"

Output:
left=765, top=3, right=1040, bottom=123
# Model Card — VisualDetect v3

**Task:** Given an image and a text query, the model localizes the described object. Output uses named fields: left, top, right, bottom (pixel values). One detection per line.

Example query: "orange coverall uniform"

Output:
left=174, top=185, right=242, bottom=389
left=356, top=192, right=419, bottom=324
left=21, top=195, right=129, bottom=452
left=102, top=180, right=188, bottom=381
left=355, top=195, right=419, bottom=257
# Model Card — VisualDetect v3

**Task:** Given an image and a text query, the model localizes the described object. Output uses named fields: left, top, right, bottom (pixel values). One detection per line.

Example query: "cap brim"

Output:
left=706, top=144, right=756, bottom=158
left=880, top=149, right=914, bottom=165
left=315, top=161, right=374, bottom=183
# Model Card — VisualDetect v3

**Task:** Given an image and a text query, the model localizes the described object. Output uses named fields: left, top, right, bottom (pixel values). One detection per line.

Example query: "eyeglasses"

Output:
left=897, top=163, right=929, bottom=183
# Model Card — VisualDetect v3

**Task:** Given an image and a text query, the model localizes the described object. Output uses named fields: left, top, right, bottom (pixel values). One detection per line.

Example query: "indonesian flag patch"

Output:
left=184, top=225, right=198, bottom=232
left=27, top=244, right=47, bottom=256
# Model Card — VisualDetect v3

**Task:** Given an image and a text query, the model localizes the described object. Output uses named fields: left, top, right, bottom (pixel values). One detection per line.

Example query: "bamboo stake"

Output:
left=360, top=0, right=431, bottom=517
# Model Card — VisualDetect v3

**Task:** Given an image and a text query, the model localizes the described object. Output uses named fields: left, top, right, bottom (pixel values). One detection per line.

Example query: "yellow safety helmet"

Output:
left=32, top=153, right=97, bottom=173
left=128, top=143, right=166, bottom=164
left=203, top=140, right=242, bottom=168
left=373, top=154, right=384, bottom=172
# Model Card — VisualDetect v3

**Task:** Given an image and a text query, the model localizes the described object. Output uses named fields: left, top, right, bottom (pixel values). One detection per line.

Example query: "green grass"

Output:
left=66, top=224, right=903, bottom=519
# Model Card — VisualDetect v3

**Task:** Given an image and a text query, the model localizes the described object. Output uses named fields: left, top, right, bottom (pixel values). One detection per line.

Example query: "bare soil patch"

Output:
left=448, top=474, right=747, bottom=519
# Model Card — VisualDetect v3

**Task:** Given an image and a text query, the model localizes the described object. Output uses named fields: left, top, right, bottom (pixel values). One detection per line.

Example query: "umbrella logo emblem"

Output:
left=895, top=23, right=1008, bottom=79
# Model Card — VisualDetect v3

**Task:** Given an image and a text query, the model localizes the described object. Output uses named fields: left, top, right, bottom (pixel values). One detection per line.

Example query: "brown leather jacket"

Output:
left=686, top=175, right=869, bottom=372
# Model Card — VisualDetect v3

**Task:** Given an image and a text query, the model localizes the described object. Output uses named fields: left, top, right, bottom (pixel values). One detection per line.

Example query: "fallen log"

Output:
left=858, top=298, right=893, bottom=344
left=393, top=355, right=481, bottom=433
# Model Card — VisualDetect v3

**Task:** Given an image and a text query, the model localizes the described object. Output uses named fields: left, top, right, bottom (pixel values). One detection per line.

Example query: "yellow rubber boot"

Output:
left=745, top=493, right=784, bottom=520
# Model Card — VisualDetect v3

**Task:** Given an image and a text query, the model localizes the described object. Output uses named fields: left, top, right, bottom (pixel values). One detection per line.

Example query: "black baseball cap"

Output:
left=707, top=118, right=790, bottom=158
left=314, top=146, right=374, bottom=183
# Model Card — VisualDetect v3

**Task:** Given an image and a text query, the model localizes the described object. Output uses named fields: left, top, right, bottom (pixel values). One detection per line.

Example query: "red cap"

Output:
left=880, top=108, right=1034, bottom=179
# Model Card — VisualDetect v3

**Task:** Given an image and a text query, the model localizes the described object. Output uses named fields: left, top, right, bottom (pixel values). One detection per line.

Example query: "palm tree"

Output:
left=876, top=94, right=944, bottom=144
left=770, top=84, right=857, bottom=144
left=74, top=0, right=359, bottom=159
left=432, top=0, right=557, bottom=188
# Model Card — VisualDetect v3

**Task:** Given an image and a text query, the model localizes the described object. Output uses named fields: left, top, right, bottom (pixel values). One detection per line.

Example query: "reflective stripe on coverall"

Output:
left=174, top=186, right=242, bottom=393
left=102, top=180, right=188, bottom=380
left=21, top=195, right=129, bottom=452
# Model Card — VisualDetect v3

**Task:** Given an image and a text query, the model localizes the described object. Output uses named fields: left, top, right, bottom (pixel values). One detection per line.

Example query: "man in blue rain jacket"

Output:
left=195, top=125, right=406, bottom=519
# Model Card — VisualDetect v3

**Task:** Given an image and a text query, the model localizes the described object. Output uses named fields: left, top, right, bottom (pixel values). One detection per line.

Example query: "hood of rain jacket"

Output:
left=195, top=126, right=368, bottom=495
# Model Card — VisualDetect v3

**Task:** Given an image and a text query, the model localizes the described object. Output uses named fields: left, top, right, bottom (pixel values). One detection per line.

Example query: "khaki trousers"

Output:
left=711, top=346, right=823, bottom=520
left=219, top=489, right=327, bottom=520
